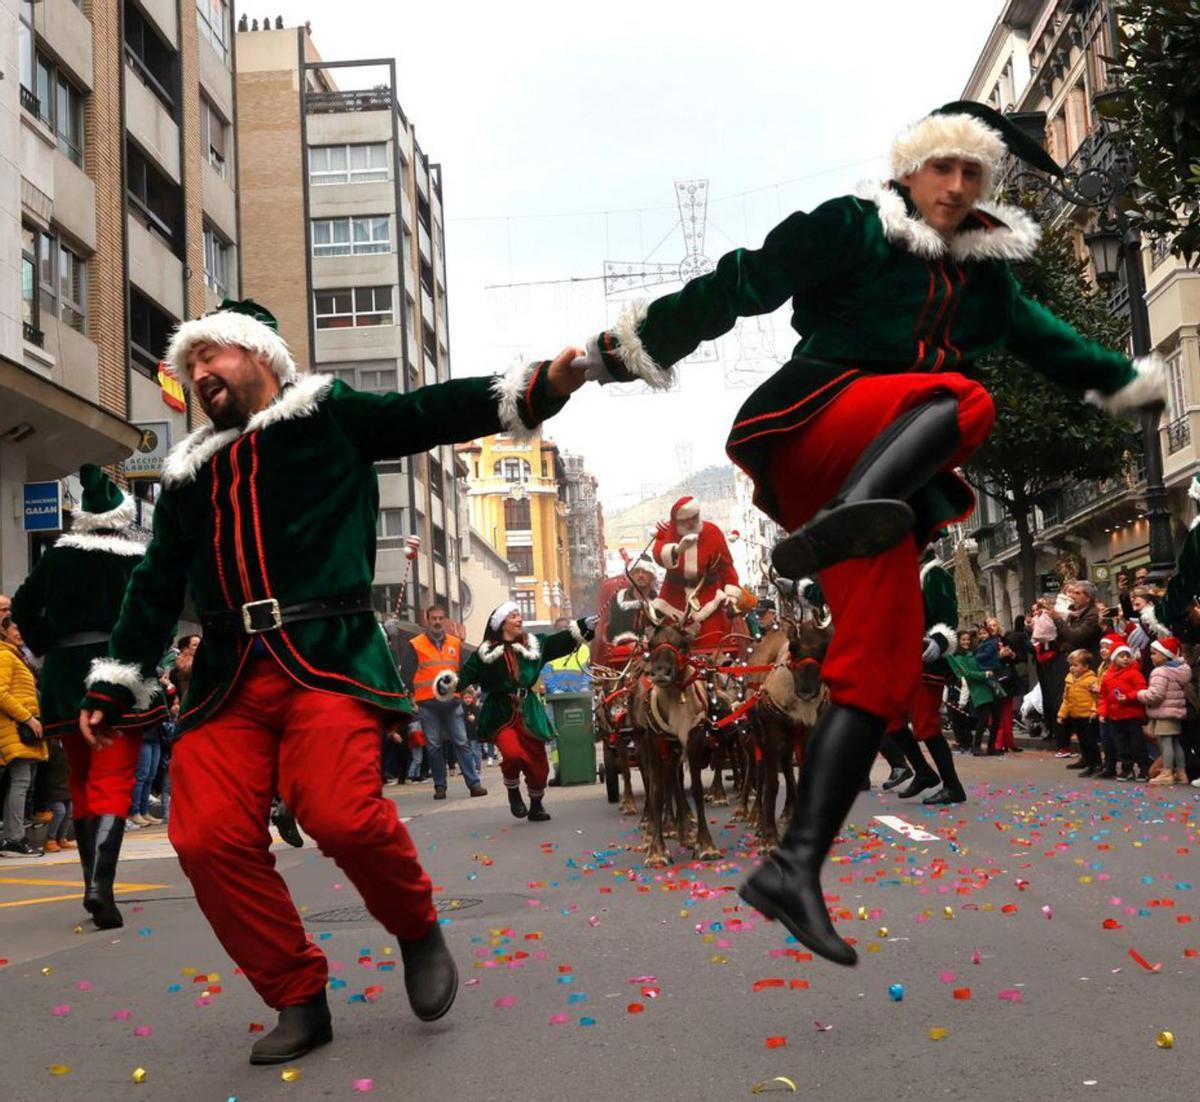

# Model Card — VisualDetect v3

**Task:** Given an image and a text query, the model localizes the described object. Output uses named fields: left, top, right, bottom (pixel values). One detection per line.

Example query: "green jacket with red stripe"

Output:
left=595, top=180, right=1152, bottom=529
left=82, top=363, right=567, bottom=736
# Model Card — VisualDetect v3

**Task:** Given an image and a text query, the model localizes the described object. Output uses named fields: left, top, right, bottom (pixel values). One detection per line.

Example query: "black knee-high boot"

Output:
left=922, top=734, right=967, bottom=804
left=772, top=395, right=961, bottom=578
left=739, top=703, right=884, bottom=966
left=892, top=727, right=941, bottom=797
left=83, top=815, right=126, bottom=930
left=73, top=818, right=95, bottom=905
left=878, top=732, right=913, bottom=790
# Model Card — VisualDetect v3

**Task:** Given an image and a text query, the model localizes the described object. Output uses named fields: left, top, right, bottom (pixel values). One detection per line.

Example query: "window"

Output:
left=495, top=458, right=530, bottom=483
left=200, top=97, right=228, bottom=177
left=325, top=362, right=399, bottom=393
left=314, top=286, right=394, bottom=329
left=203, top=225, right=230, bottom=297
left=311, top=216, right=391, bottom=257
left=376, top=508, right=406, bottom=540
left=129, top=289, right=177, bottom=376
left=195, top=0, right=230, bottom=65
left=21, top=226, right=37, bottom=332
left=433, top=525, right=447, bottom=563
left=515, top=591, right=537, bottom=619
left=504, top=498, right=531, bottom=529
left=308, top=143, right=388, bottom=185
left=19, top=225, right=87, bottom=335
left=507, top=546, right=534, bottom=576
left=37, top=230, right=57, bottom=322
left=429, top=454, right=444, bottom=493
left=1166, top=351, right=1186, bottom=421
left=125, top=1, right=178, bottom=114
left=127, top=140, right=183, bottom=251
left=34, top=52, right=86, bottom=164
left=18, top=0, right=35, bottom=110
left=58, top=244, right=86, bottom=333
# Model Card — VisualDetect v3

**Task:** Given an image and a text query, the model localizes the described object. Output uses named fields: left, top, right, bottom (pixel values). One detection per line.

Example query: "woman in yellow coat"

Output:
left=0, top=614, right=47, bottom=857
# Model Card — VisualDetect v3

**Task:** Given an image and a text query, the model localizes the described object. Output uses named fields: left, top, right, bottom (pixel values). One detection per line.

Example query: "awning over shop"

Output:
left=0, top=356, right=141, bottom=479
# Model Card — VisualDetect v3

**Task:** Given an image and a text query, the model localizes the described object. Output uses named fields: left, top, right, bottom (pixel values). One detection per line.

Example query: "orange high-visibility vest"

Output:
left=411, top=633, right=463, bottom=702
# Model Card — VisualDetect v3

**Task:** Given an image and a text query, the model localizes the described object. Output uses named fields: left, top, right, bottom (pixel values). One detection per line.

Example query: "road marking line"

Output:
left=0, top=877, right=168, bottom=888
left=0, top=884, right=169, bottom=909
left=874, top=815, right=940, bottom=841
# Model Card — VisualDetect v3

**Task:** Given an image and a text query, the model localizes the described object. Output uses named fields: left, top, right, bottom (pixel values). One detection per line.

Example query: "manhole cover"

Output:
left=306, top=898, right=483, bottom=924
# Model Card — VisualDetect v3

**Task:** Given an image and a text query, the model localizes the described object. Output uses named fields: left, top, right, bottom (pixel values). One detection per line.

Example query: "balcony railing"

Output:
left=306, top=88, right=392, bottom=114
left=20, top=85, right=40, bottom=117
left=1167, top=415, right=1192, bottom=455
left=23, top=321, right=45, bottom=347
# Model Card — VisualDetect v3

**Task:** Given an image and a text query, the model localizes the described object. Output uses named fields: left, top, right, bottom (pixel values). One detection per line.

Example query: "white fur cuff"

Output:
left=927, top=622, right=955, bottom=650
left=567, top=619, right=585, bottom=645
left=491, top=360, right=541, bottom=441
left=85, top=658, right=159, bottom=711
left=434, top=671, right=459, bottom=699
left=1086, top=352, right=1166, bottom=416
left=610, top=302, right=674, bottom=390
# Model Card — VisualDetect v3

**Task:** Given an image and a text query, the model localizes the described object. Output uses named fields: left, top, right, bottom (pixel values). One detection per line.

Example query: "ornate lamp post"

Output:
left=1006, top=99, right=1175, bottom=580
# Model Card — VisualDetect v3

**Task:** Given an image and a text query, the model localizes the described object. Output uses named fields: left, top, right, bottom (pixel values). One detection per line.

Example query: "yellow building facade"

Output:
left=457, top=429, right=573, bottom=627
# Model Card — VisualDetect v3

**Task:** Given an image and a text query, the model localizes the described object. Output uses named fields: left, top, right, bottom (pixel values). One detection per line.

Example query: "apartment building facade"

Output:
left=2, top=0, right=241, bottom=590
left=561, top=452, right=604, bottom=616
left=235, top=23, right=461, bottom=624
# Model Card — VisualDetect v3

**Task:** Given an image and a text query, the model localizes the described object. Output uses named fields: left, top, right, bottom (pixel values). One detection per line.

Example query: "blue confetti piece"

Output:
left=167, top=984, right=181, bottom=993
left=318, top=932, right=332, bottom=941
left=138, top=928, right=152, bottom=937
left=330, top=978, right=348, bottom=990
left=1176, top=882, right=1193, bottom=891
left=348, top=993, right=367, bottom=1004
left=579, top=1016, right=596, bottom=1026
left=557, top=975, right=574, bottom=984
left=1137, top=908, right=1151, bottom=917
left=1142, top=876, right=1155, bottom=886
left=568, top=993, right=588, bottom=1004
left=359, top=946, right=372, bottom=955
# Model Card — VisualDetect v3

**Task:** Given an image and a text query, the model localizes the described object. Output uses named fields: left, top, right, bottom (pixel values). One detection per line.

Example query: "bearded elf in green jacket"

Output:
left=77, top=297, right=585, bottom=1064
left=573, top=101, right=1166, bottom=966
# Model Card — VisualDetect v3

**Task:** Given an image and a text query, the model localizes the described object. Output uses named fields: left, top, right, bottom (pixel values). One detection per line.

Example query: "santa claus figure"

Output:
left=651, top=497, right=741, bottom=646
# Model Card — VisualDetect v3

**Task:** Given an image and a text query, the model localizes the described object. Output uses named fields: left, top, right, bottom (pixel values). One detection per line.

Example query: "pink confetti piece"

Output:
left=75, top=981, right=92, bottom=991
left=970, top=950, right=982, bottom=965
left=133, top=1026, right=154, bottom=1037
left=464, top=979, right=480, bottom=987
left=494, top=997, right=516, bottom=1008
left=939, top=971, right=957, bottom=984
left=548, top=1014, right=570, bottom=1025
left=628, top=975, right=657, bottom=984
left=997, top=989, right=1023, bottom=1002
left=352, top=1078, right=374, bottom=1093
left=51, top=1005, right=70, bottom=1017
left=587, top=916, right=601, bottom=927
left=1041, top=905, right=1053, bottom=919
left=113, top=1010, right=133, bottom=1020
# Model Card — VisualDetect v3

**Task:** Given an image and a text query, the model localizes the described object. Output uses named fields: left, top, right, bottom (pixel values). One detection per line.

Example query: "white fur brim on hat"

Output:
left=489, top=600, right=520, bottom=633
left=165, top=311, right=297, bottom=386
left=674, top=502, right=700, bottom=520
left=890, top=112, right=1006, bottom=195
left=1111, top=645, right=1134, bottom=659
left=1151, top=639, right=1178, bottom=659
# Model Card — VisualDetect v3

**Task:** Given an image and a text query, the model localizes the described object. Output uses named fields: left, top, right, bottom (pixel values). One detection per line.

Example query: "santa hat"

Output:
left=671, top=496, right=700, bottom=522
left=1110, top=644, right=1134, bottom=660
left=71, top=463, right=135, bottom=532
left=1151, top=636, right=1181, bottom=659
left=890, top=100, right=1063, bottom=198
left=630, top=554, right=657, bottom=574
left=488, top=601, right=520, bottom=634
left=165, top=297, right=297, bottom=386
left=1100, top=632, right=1125, bottom=652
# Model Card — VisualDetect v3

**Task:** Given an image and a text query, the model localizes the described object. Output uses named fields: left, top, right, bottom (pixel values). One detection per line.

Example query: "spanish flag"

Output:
left=157, top=362, right=186, bottom=412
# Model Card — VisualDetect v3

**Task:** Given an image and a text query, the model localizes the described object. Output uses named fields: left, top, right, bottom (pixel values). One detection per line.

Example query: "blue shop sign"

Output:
left=23, top=481, right=63, bottom=532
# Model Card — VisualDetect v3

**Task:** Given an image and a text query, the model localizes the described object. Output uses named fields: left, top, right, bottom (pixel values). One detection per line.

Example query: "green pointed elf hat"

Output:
left=890, top=100, right=1064, bottom=195
left=74, top=464, right=135, bottom=531
left=165, top=297, right=297, bottom=386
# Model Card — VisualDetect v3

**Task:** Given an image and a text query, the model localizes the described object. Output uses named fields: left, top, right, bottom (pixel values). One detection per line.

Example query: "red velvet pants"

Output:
left=61, top=730, right=142, bottom=818
left=495, top=721, right=549, bottom=797
left=911, top=678, right=947, bottom=742
left=993, top=696, right=1016, bottom=751
left=167, top=656, right=436, bottom=1009
left=767, top=373, right=995, bottom=726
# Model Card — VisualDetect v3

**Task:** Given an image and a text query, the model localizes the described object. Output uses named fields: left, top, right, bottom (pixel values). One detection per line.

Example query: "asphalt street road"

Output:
left=1, top=746, right=1198, bottom=1102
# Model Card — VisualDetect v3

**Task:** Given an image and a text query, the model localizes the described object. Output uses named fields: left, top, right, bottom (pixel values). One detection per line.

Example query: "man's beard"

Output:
left=199, top=386, right=251, bottom=430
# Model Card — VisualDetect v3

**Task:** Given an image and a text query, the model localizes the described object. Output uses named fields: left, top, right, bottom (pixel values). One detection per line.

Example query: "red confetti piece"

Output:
left=765, top=1036, right=787, bottom=1048
left=752, top=979, right=786, bottom=992
left=790, top=980, right=809, bottom=990
left=627, top=1003, right=645, bottom=1014
left=1128, top=948, right=1162, bottom=973
left=248, top=1023, right=265, bottom=1033
left=1184, top=949, right=1198, bottom=958
left=1102, top=919, right=1123, bottom=930
left=1001, top=905, right=1019, bottom=914
left=952, top=988, right=972, bottom=1000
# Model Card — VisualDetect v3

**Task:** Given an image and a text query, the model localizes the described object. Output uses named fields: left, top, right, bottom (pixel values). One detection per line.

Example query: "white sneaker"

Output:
left=125, top=818, right=141, bottom=830
left=1192, top=777, right=1200, bottom=788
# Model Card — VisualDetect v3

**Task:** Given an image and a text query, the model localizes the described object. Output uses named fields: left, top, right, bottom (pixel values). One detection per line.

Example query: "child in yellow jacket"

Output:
left=1058, top=648, right=1101, bottom=776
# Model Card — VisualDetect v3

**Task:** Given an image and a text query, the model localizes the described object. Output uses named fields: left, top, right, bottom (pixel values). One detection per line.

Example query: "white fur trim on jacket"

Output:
left=85, top=658, right=158, bottom=711
left=491, top=360, right=540, bottom=441
left=611, top=631, right=640, bottom=646
left=889, top=112, right=1006, bottom=196
left=477, top=635, right=541, bottom=664
left=567, top=618, right=586, bottom=645
left=54, top=533, right=147, bottom=557
left=610, top=301, right=675, bottom=390
left=434, top=671, right=459, bottom=699
left=858, top=181, right=1041, bottom=263
left=69, top=495, right=136, bottom=533
left=659, top=542, right=681, bottom=570
left=1085, top=352, right=1166, bottom=417
left=615, top=590, right=644, bottom=611
left=1140, top=603, right=1171, bottom=641
left=162, top=374, right=334, bottom=487
left=927, top=622, right=956, bottom=651
left=166, top=311, right=297, bottom=386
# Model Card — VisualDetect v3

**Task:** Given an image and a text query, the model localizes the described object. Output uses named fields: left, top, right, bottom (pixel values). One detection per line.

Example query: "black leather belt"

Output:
left=56, top=630, right=112, bottom=648
left=201, top=593, right=373, bottom=636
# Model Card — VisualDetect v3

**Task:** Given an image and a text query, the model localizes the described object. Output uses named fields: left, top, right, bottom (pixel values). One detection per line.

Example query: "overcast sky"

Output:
left=269, top=0, right=1001, bottom=509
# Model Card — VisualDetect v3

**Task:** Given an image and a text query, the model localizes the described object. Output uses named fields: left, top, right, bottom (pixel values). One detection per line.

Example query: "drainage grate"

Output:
left=306, top=898, right=484, bottom=924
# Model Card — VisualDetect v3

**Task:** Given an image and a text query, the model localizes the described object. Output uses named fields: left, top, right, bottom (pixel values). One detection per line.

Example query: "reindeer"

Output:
left=592, top=650, right=644, bottom=817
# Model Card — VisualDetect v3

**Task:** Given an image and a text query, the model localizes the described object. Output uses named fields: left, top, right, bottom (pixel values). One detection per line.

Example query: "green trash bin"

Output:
left=547, top=692, right=596, bottom=786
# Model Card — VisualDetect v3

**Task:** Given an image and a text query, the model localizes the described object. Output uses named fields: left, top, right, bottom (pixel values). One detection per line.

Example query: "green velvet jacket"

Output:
left=920, top=560, right=959, bottom=683
left=12, top=523, right=167, bottom=735
left=456, top=621, right=592, bottom=742
left=596, top=181, right=1153, bottom=528
left=1164, top=522, right=1200, bottom=644
left=82, top=363, right=567, bottom=735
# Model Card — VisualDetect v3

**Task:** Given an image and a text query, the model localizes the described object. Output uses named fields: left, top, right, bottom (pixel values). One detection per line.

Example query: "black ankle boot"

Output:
left=249, top=990, right=332, bottom=1065
left=84, top=815, right=125, bottom=930
left=771, top=395, right=960, bottom=577
left=271, top=800, right=305, bottom=848
left=882, top=765, right=913, bottom=791
left=896, top=768, right=940, bottom=799
left=738, top=703, right=884, bottom=966
left=923, top=784, right=966, bottom=805
left=527, top=795, right=551, bottom=822
left=507, top=787, right=528, bottom=819
left=399, top=922, right=458, bottom=1021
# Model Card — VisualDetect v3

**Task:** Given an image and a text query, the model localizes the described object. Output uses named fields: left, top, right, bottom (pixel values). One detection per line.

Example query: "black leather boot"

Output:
left=271, top=800, right=305, bottom=848
left=399, top=922, right=458, bottom=1021
left=923, top=734, right=967, bottom=803
left=83, top=815, right=125, bottom=930
left=738, top=703, right=883, bottom=966
left=73, top=818, right=95, bottom=891
left=249, top=989, right=332, bottom=1065
left=527, top=795, right=551, bottom=822
left=879, top=733, right=913, bottom=790
left=882, top=765, right=913, bottom=791
left=771, top=395, right=960, bottom=578
left=507, top=787, right=528, bottom=819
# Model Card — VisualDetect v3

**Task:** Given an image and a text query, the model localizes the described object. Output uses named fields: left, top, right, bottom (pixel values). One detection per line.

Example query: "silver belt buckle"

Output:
left=514, top=688, right=528, bottom=701
left=242, top=598, right=282, bottom=634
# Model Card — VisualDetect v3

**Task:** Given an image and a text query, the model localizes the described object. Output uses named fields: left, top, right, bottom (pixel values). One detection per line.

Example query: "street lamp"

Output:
left=1003, top=91, right=1175, bottom=581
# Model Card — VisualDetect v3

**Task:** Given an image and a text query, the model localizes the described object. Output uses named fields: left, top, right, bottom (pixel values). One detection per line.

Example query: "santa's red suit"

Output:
left=651, top=497, right=740, bottom=647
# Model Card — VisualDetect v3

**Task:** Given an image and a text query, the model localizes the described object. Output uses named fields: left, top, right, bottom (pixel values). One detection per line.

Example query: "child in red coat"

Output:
left=1101, top=644, right=1150, bottom=781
